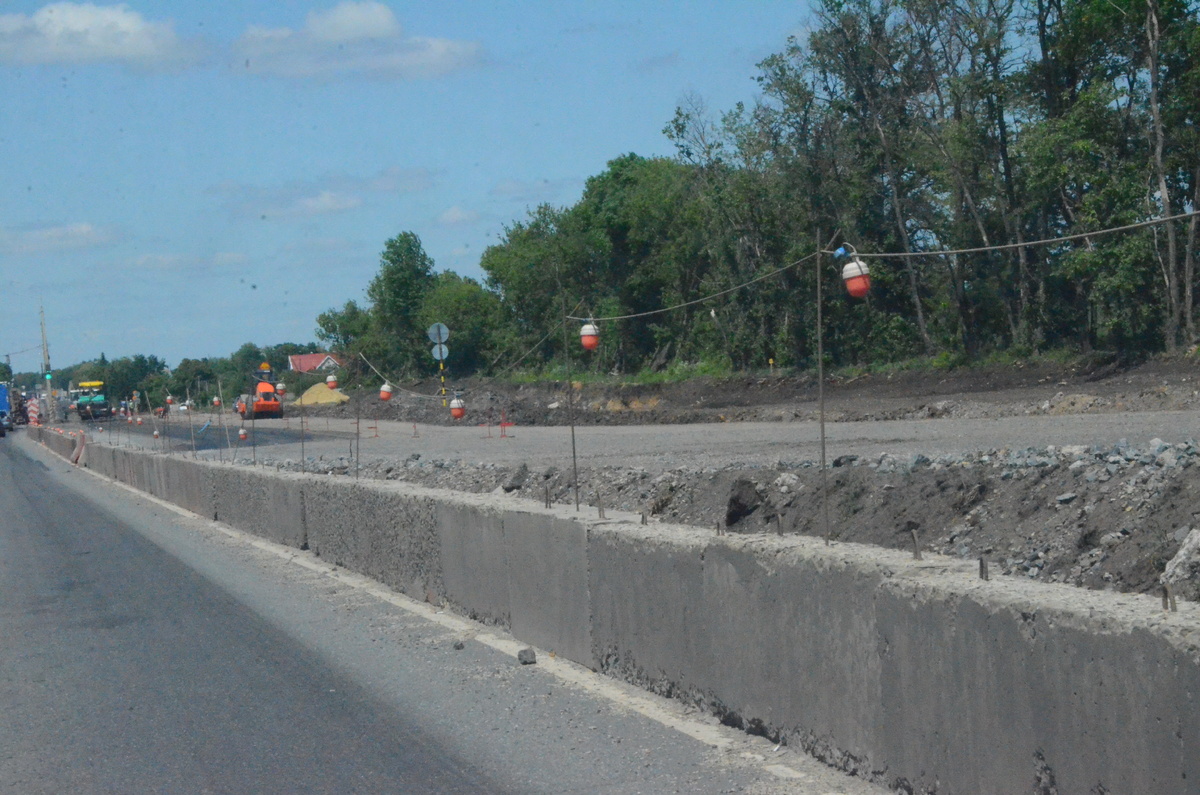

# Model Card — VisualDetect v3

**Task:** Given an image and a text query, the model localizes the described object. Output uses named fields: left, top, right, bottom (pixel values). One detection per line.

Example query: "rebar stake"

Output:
left=910, top=529, right=923, bottom=560
left=1163, top=584, right=1178, bottom=613
left=979, top=558, right=990, bottom=581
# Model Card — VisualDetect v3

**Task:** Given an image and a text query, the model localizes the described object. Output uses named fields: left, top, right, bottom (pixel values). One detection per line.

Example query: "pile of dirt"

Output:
left=295, top=355, right=1200, bottom=427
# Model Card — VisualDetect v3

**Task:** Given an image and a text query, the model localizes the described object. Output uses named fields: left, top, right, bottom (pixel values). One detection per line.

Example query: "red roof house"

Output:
left=288, top=353, right=345, bottom=373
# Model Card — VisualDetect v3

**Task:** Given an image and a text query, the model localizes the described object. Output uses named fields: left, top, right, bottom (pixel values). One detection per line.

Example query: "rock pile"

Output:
left=239, top=437, right=1200, bottom=601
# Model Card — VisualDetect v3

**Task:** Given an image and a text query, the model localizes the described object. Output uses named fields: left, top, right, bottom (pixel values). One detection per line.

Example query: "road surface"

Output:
left=0, top=434, right=886, bottom=794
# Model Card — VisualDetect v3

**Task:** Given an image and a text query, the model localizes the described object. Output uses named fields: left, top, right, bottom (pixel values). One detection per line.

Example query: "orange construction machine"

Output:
left=235, top=362, right=284, bottom=420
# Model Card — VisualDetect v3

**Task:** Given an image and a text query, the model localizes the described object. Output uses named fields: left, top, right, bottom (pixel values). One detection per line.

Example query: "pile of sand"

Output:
left=294, top=383, right=350, bottom=406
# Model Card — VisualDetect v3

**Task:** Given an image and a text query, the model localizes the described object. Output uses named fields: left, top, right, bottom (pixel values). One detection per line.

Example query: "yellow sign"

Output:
left=259, top=362, right=272, bottom=370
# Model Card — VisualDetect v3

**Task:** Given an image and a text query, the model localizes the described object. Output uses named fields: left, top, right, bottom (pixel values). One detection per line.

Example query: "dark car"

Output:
left=0, top=410, right=13, bottom=432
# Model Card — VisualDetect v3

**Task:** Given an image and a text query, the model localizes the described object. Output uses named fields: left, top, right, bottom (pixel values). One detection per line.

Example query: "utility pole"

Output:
left=40, top=304, right=56, bottom=423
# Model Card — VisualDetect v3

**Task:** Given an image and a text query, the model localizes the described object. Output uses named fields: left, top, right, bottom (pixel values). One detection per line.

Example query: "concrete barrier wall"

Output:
left=33, top=428, right=1200, bottom=795
left=304, top=477, right=444, bottom=601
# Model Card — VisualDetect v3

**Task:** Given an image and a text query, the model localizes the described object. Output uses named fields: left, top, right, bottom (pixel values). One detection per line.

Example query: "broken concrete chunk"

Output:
left=1162, top=527, right=1200, bottom=601
left=517, top=648, right=537, bottom=665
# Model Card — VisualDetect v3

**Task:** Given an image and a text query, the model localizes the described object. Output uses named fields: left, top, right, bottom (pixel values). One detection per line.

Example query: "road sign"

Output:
left=427, top=323, right=450, bottom=344
left=431, top=343, right=449, bottom=361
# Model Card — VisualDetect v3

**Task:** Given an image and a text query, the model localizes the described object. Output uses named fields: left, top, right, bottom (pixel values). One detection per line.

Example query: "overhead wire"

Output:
left=562, top=209, right=1200, bottom=326
left=357, top=353, right=443, bottom=400
left=490, top=298, right=587, bottom=376
left=565, top=250, right=820, bottom=323
left=825, top=208, right=1200, bottom=260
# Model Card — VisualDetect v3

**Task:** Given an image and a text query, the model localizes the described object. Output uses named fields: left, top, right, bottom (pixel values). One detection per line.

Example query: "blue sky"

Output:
left=1, top=1, right=810, bottom=372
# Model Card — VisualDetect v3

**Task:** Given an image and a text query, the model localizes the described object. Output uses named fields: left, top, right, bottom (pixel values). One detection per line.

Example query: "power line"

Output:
left=566, top=250, right=820, bottom=323
left=828, top=208, right=1200, bottom=260
left=491, top=298, right=587, bottom=376
left=357, top=353, right=443, bottom=400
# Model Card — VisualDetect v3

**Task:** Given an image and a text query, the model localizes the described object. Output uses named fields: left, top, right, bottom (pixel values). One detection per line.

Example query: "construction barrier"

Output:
left=27, top=427, right=1200, bottom=795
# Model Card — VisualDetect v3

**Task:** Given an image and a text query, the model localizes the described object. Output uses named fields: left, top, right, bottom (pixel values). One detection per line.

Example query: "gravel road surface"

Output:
left=102, top=408, right=1200, bottom=471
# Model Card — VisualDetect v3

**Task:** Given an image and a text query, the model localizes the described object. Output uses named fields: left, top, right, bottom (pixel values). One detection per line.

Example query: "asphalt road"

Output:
left=0, top=435, right=886, bottom=795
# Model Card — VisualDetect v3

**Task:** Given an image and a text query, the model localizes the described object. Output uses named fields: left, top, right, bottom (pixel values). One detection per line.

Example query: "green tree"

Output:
left=367, top=232, right=436, bottom=373
left=418, top=272, right=506, bottom=374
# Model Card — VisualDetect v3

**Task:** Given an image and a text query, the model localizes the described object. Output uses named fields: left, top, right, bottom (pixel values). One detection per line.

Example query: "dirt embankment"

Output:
left=313, top=355, right=1200, bottom=427
left=277, top=356, right=1200, bottom=600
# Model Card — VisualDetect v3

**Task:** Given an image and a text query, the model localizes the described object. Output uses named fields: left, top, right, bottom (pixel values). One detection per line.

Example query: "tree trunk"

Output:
left=1146, top=0, right=1181, bottom=351
left=1186, top=166, right=1199, bottom=346
left=875, top=118, right=932, bottom=352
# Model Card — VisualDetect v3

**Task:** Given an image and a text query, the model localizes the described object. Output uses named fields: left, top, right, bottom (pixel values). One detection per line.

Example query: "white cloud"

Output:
left=0, top=3, right=202, bottom=69
left=291, top=190, right=362, bottom=217
left=307, top=2, right=400, bottom=43
left=0, top=221, right=115, bottom=254
left=210, top=166, right=433, bottom=220
left=234, top=1, right=480, bottom=80
left=437, top=206, right=479, bottom=226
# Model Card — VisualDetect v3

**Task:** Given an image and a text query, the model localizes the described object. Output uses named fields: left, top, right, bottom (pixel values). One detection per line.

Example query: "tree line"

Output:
left=14, top=344, right=324, bottom=410
left=321, top=0, right=1200, bottom=381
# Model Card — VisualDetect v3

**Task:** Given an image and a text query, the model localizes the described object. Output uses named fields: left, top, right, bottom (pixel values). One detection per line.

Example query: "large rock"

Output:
left=1162, top=527, right=1200, bottom=601
left=724, top=477, right=762, bottom=528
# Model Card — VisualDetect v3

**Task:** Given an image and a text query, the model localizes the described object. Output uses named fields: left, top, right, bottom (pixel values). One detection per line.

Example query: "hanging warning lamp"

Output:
left=127, top=415, right=133, bottom=424
left=238, top=427, right=248, bottom=441
left=275, top=382, right=286, bottom=396
left=213, top=396, right=221, bottom=407
left=153, top=430, right=160, bottom=439
left=136, top=416, right=143, bottom=425
left=841, top=258, right=871, bottom=298
left=380, top=382, right=394, bottom=401
left=166, top=395, right=175, bottom=405
left=580, top=321, right=600, bottom=351
left=325, top=374, right=338, bottom=390
left=449, top=396, right=466, bottom=420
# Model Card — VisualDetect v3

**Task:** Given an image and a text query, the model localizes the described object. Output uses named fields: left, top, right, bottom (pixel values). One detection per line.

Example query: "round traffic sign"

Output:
left=427, top=322, right=450, bottom=344
left=431, top=343, right=449, bottom=361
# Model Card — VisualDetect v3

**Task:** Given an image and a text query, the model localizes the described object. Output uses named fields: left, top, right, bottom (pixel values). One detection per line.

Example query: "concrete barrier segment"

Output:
left=25, top=428, right=1200, bottom=795
left=436, top=500, right=509, bottom=626
left=304, top=478, right=444, bottom=602
left=502, top=507, right=591, bottom=664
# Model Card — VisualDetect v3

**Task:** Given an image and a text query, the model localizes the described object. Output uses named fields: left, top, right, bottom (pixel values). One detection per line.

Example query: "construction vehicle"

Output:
left=75, top=381, right=114, bottom=420
left=235, top=362, right=283, bottom=420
